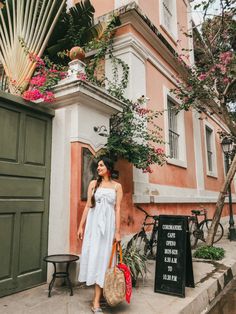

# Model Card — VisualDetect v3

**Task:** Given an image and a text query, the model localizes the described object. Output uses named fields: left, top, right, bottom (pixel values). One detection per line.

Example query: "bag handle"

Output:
left=108, top=241, right=123, bottom=268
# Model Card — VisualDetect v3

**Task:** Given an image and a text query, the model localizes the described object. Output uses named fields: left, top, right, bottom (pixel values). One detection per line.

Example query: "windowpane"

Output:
left=206, top=126, right=213, bottom=172
left=162, top=0, right=175, bottom=34
left=168, top=99, right=179, bottom=159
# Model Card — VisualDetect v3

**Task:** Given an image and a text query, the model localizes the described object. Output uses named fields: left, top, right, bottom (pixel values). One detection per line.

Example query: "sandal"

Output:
left=91, top=307, right=103, bottom=313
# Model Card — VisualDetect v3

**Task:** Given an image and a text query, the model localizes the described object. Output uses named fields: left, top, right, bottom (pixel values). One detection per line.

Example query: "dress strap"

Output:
left=114, top=183, right=118, bottom=191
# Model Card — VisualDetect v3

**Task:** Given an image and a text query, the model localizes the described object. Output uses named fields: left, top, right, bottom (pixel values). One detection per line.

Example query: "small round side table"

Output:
left=43, top=254, right=79, bottom=297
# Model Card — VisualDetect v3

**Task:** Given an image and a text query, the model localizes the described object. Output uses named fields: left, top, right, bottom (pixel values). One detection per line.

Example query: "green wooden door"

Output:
left=0, top=92, right=54, bottom=297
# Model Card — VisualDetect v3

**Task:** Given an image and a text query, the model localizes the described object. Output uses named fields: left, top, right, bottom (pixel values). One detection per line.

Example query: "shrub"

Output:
left=193, top=246, right=225, bottom=260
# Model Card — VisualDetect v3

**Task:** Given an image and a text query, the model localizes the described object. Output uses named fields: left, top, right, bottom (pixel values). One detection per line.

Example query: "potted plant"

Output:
left=122, top=239, right=148, bottom=287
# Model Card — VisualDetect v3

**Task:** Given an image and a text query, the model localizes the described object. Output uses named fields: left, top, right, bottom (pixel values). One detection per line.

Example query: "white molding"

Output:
left=207, top=111, right=229, bottom=133
left=186, top=2, right=195, bottom=66
left=119, top=9, right=184, bottom=75
left=133, top=182, right=236, bottom=204
left=111, top=35, right=148, bottom=63
left=163, top=86, right=187, bottom=168
left=203, top=120, right=218, bottom=178
left=70, top=137, right=106, bottom=152
left=112, top=34, right=177, bottom=86
left=53, top=80, right=124, bottom=114
left=115, top=0, right=139, bottom=9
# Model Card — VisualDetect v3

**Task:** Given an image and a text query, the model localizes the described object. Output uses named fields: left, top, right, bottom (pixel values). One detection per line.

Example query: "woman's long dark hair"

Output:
left=91, top=157, right=114, bottom=208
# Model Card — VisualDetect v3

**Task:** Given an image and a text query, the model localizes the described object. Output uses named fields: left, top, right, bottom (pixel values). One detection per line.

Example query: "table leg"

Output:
left=66, top=262, right=73, bottom=296
left=48, top=262, right=57, bottom=297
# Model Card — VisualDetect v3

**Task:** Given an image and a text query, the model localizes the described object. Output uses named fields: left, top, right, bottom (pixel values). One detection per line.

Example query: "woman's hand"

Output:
left=77, top=226, right=84, bottom=240
left=115, top=231, right=121, bottom=243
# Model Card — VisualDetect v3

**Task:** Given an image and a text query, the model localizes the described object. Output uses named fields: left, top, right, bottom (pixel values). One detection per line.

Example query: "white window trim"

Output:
left=159, top=0, right=178, bottom=41
left=203, top=121, right=218, bottom=178
left=163, top=86, right=187, bottom=168
left=115, top=0, right=139, bottom=8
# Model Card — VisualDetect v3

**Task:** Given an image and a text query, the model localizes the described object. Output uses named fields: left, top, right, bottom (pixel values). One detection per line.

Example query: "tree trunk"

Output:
left=206, top=154, right=236, bottom=246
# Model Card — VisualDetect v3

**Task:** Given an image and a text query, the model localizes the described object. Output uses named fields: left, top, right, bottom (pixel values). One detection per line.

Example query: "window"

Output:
left=160, top=0, right=177, bottom=39
left=164, top=87, right=187, bottom=168
left=204, top=123, right=217, bottom=177
left=168, top=98, right=179, bottom=159
left=205, top=126, right=213, bottom=172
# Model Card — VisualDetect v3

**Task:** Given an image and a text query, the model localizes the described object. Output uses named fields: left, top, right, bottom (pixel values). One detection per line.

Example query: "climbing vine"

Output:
left=83, top=15, right=166, bottom=172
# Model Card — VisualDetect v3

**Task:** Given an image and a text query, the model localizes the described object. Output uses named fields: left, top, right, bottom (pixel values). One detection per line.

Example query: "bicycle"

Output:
left=188, top=208, right=224, bottom=249
left=126, top=205, right=159, bottom=259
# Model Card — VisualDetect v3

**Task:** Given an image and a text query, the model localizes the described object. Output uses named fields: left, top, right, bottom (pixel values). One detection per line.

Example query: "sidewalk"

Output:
left=0, top=236, right=236, bottom=314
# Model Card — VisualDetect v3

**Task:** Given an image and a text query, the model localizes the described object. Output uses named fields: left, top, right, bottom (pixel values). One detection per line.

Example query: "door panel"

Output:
left=18, top=213, right=43, bottom=274
left=0, top=107, right=20, bottom=162
left=0, top=94, right=53, bottom=297
left=0, top=214, right=14, bottom=280
left=24, top=115, right=47, bottom=165
left=0, top=176, right=44, bottom=198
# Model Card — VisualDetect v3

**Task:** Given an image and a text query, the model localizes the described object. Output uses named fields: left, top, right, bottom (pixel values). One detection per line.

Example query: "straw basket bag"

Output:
left=103, top=241, right=126, bottom=306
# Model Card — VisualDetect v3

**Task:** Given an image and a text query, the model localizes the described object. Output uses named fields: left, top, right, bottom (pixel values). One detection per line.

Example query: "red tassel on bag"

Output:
left=117, top=263, right=132, bottom=303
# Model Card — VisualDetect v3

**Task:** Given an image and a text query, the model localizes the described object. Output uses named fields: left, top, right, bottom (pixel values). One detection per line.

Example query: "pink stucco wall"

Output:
left=70, top=1, right=235, bottom=254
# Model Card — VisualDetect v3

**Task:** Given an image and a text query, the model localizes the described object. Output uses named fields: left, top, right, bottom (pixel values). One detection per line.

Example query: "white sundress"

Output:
left=78, top=187, right=116, bottom=288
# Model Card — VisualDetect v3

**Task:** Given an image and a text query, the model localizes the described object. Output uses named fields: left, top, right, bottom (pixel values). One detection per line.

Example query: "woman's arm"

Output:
left=115, top=183, right=123, bottom=242
left=77, top=180, right=96, bottom=240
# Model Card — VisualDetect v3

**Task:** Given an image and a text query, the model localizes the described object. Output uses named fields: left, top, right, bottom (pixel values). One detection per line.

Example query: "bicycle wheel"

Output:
left=144, top=229, right=158, bottom=259
left=126, top=231, right=149, bottom=256
left=199, top=219, right=224, bottom=243
left=189, top=219, right=198, bottom=249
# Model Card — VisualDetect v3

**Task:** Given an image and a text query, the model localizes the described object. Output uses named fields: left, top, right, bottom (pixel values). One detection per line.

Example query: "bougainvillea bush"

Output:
left=106, top=97, right=166, bottom=172
left=22, top=54, right=67, bottom=103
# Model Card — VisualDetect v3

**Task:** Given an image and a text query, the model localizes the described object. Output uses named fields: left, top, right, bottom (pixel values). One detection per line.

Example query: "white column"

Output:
left=105, top=37, right=149, bottom=188
left=192, top=109, right=204, bottom=192
left=48, top=108, right=71, bottom=257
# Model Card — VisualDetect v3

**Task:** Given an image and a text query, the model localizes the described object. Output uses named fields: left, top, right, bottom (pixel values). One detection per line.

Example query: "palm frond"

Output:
left=0, top=0, right=66, bottom=94
left=45, top=0, right=102, bottom=63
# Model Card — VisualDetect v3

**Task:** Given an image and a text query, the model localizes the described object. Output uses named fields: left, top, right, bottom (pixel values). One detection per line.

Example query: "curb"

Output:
left=180, top=259, right=236, bottom=314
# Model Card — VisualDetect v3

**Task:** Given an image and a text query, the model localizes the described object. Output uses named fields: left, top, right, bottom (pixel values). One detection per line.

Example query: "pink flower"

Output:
left=187, top=86, right=192, bottom=92
left=136, top=107, right=150, bottom=116
left=49, top=69, right=59, bottom=73
left=77, top=72, right=87, bottom=81
left=28, top=53, right=45, bottom=67
left=43, top=91, right=55, bottom=103
left=30, top=75, right=46, bottom=86
left=142, top=166, right=153, bottom=173
left=223, top=77, right=230, bottom=84
left=219, top=51, right=233, bottom=65
left=216, top=64, right=226, bottom=74
left=22, top=89, right=43, bottom=101
left=198, top=73, right=207, bottom=81
left=155, top=147, right=164, bottom=154
left=60, top=72, right=67, bottom=79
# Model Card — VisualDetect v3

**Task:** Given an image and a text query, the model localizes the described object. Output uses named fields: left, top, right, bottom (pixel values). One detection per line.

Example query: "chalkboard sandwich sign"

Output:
left=154, top=215, right=194, bottom=298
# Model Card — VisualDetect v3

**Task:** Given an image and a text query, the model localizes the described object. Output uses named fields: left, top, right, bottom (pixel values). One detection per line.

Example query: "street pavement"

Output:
left=0, top=235, right=236, bottom=314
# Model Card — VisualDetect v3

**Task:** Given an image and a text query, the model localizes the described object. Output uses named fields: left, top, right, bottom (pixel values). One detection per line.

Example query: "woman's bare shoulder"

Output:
left=89, top=180, right=97, bottom=188
left=113, top=181, right=122, bottom=189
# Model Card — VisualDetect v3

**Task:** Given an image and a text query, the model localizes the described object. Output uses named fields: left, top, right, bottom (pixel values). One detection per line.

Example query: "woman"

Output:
left=77, top=157, right=123, bottom=313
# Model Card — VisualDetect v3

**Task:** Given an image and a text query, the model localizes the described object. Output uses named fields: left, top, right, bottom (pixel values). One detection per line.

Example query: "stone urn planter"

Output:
left=69, top=46, right=85, bottom=61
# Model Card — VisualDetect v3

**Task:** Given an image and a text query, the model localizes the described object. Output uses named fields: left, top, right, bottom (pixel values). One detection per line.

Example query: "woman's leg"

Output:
left=93, top=284, right=103, bottom=308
